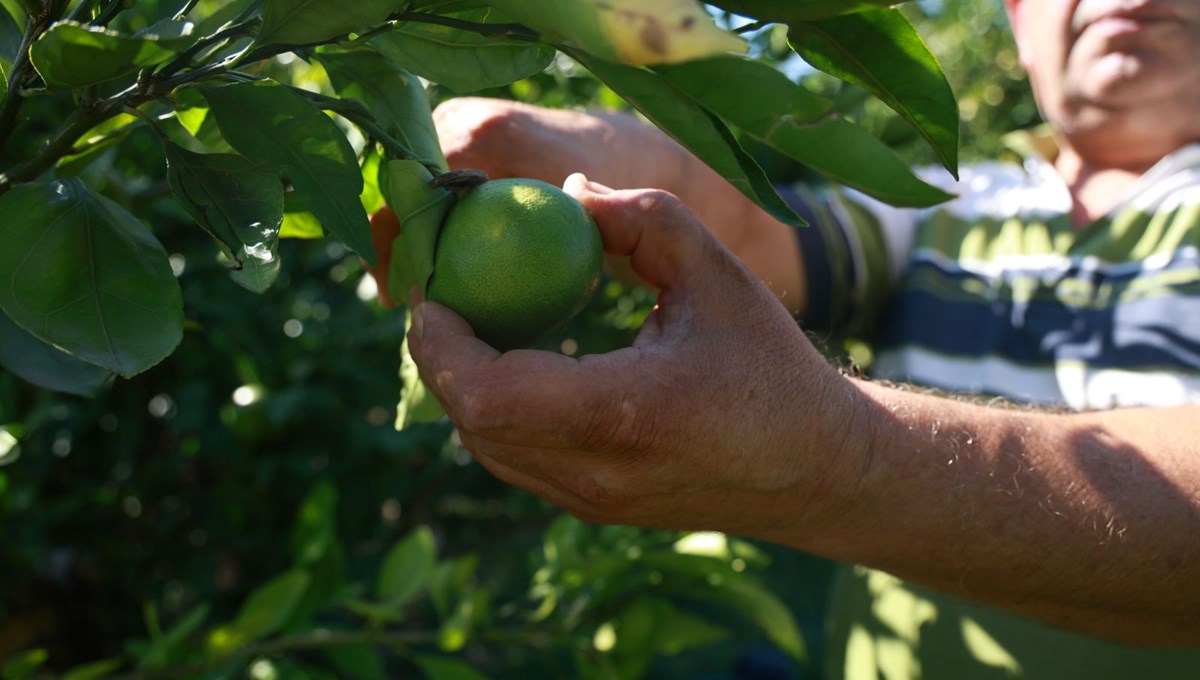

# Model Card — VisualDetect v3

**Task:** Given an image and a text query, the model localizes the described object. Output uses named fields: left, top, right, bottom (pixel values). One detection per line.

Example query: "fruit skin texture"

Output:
left=426, top=178, right=604, bottom=351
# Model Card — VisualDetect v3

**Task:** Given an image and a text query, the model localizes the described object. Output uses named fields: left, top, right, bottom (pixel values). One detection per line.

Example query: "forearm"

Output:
left=766, top=381, right=1200, bottom=644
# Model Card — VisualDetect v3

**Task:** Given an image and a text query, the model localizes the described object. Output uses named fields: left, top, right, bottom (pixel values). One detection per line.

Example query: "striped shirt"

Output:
left=797, top=138, right=1200, bottom=410
left=791, top=136, right=1200, bottom=679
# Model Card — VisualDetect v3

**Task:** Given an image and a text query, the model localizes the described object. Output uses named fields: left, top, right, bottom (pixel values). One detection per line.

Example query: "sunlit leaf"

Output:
left=484, top=0, right=746, bottom=65
left=708, top=0, right=902, bottom=22
left=164, top=142, right=284, bottom=292
left=255, top=0, right=405, bottom=47
left=29, top=19, right=194, bottom=88
left=568, top=48, right=804, bottom=228
left=789, top=8, right=959, bottom=176
left=654, top=56, right=952, bottom=206
left=371, top=10, right=554, bottom=93
left=317, top=48, right=447, bottom=170
left=196, top=80, right=375, bottom=264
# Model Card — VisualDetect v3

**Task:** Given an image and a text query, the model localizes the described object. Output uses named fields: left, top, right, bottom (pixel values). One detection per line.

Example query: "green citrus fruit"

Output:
left=426, top=178, right=604, bottom=350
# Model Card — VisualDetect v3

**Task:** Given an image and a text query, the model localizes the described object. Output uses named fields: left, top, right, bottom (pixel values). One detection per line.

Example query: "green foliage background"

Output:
left=0, top=0, right=1035, bottom=677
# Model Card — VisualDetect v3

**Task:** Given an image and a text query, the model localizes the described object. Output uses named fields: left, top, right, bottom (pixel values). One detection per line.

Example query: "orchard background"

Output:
left=0, top=0, right=1034, bottom=678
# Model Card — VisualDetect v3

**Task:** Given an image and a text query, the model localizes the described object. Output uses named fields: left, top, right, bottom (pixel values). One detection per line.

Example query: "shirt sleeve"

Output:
left=778, top=183, right=922, bottom=338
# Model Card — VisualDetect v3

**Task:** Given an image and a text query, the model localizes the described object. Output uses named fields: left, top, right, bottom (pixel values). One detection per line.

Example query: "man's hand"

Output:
left=406, top=174, right=858, bottom=533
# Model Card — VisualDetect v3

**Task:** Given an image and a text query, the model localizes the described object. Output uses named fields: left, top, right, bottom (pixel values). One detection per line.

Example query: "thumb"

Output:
left=563, top=173, right=736, bottom=295
left=408, top=301, right=502, bottom=415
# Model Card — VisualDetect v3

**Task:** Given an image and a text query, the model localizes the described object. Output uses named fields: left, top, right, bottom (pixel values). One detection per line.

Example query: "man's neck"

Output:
left=1053, top=143, right=1170, bottom=229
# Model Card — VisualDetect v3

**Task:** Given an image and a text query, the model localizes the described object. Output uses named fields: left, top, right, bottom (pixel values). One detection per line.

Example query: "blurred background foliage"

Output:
left=0, top=0, right=1036, bottom=678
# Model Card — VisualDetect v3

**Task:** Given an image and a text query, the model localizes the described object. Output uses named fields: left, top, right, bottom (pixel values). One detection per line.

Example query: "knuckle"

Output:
left=453, top=385, right=498, bottom=434
left=561, top=473, right=631, bottom=521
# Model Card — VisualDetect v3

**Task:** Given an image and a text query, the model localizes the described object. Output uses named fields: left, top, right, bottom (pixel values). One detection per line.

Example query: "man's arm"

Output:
left=796, top=383, right=1200, bottom=645
left=409, top=176, right=1200, bottom=645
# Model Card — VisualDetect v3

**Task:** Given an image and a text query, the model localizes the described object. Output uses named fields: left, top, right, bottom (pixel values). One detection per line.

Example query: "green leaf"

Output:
left=0, top=309, right=112, bottom=396
left=437, top=590, right=485, bottom=652
left=207, top=570, right=311, bottom=655
left=377, top=525, right=436, bottom=607
left=195, top=80, right=376, bottom=264
left=689, top=577, right=806, bottom=661
left=359, top=149, right=386, bottom=214
left=255, top=0, right=405, bottom=47
left=290, top=481, right=337, bottom=566
left=29, top=20, right=195, bottom=88
left=483, top=0, right=746, bottom=65
left=707, top=0, right=901, bottom=22
left=413, top=655, right=488, bottom=680
left=62, top=658, right=123, bottom=680
left=317, top=48, right=447, bottom=170
left=0, top=179, right=183, bottom=378
left=1, top=649, right=47, bottom=680
left=0, top=3, right=20, bottom=62
left=164, top=142, right=285, bottom=292
left=654, top=56, right=952, bottom=207
left=427, top=554, right=478, bottom=619
left=139, top=603, right=211, bottom=669
left=56, top=114, right=139, bottom=177
left=285, top=542, right=346, bottom=629
left=789, top=8, right=959, bottom=177
left=398, top=309, right=446, bottom=430
left=172, top=89, right=235, bottom=153
left=655, top=55, right=833, bottom=125
left=567, top=48, right=804, bottom=228
left=343, top=598, right=405, bottom=623
left=645, top=600, right=730, bottom=655
left=386, top=166, right=452, bottom=430
left=384, top=159, right=453, bottom=300
left=2, top=0, right=28, bottom=23
left=409, top=0, right=489, bottom=12
left=325, top=644, right=385, bottom=680
left=370, top=10, right=554, bottom=93
left=280, top=204, right=325, bottom=239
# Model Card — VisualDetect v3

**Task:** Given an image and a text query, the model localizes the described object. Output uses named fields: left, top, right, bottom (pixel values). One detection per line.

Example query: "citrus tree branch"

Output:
left=288, top=86, right=445, bottom=173
left=0, top=15, right=42, bottom=154
left=154, top=17, right=262, bottom=80
left=0, top=103, right=116, bottom=193
left=390, top=10, right=540, bottom=42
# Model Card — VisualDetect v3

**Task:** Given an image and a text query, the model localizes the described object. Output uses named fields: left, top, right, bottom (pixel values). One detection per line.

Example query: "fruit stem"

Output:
left=430, top=168, right=489, bottom=190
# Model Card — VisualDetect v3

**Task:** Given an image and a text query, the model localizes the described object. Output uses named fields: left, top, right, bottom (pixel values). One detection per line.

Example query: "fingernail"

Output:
left=564, top=172, right=588, bottom=193
left=412, top=303, right=426, bottom=340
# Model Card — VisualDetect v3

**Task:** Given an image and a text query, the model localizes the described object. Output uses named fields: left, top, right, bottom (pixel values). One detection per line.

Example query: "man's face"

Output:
left=1006, top=0, right=1200, bottom=168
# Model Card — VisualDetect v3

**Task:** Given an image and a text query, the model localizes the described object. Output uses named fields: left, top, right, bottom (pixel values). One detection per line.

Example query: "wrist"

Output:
left=747, top=369, right=883, bottom=550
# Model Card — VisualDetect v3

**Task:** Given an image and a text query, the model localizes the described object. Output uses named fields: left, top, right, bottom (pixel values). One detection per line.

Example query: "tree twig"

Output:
left=288, top=86, right=441, bottom=171
left=0, top=103, right=116, bottom=193
left=0, top=17, right=39, bottom=155
left=390, top=10, right=540, bottom=42
left=172, top=0, right=201, bottom=21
